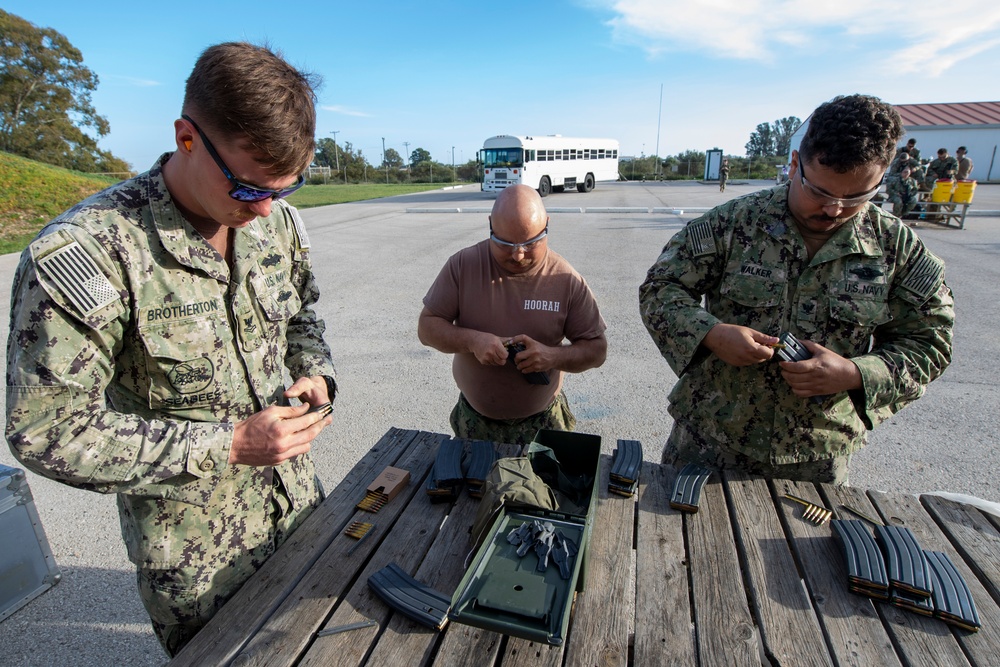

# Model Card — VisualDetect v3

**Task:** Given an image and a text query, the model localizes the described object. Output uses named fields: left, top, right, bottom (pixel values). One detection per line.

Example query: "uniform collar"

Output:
left=146, top=153, right=270, bottom=282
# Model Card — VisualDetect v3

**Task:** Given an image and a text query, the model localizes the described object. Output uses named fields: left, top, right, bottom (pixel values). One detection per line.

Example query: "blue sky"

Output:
left=6, top=1, right=1000, bottom=172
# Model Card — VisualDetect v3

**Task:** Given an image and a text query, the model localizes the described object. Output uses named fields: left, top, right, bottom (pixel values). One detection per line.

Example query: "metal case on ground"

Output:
left=1, top=463, right=61, bottom=621
left=449, top=430, right=602, bottom=646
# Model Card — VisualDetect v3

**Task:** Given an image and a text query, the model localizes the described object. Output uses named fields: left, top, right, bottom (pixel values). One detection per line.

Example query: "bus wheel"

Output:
left=538, top=177, right=551, bottom=197
left=577, top=174, right=595, bottom=193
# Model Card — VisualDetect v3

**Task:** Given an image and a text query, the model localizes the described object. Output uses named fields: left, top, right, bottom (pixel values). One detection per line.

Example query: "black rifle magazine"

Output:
left=669, top=463, right=712, bottom=513
left=830, top=519, right=889, bottom=598
left=368, top=562, right=451, bottom=631
left=875, top=524, right=932, bottom=599
left=608, top=439, right=642, bottom=497
left=506, top=343, right=550, bottom=385
left=925, top=550, right=981, bottom=632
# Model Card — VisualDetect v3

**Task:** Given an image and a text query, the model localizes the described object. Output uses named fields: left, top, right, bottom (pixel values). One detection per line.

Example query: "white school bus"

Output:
left=479, top=135, right=620, bottom=196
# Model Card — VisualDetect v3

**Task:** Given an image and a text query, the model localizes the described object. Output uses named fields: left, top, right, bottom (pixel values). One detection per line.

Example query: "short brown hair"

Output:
left=183, top=42, right=319, bottom=176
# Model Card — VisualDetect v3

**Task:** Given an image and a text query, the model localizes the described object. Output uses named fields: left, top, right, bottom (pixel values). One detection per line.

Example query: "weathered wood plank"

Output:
left=853, top=489, right=972, bottom=667
left=775, top=480, right=900, bottom=667
left=169, top=427, right=427, bottom=667
left=563, top=453, right=634, bottom=667
left=634, top=462, right=696, bottom=667
left=500, top=637, right=564, bottom=667
left=871, top=490, right=1000, bottom=667
left=725, top=473, right=832, bottom=667
left=235, top=429, right=444, bottom=667
left=921, top=494, right=1000, bottom=607
left=687, top=473, right=759, bottom=666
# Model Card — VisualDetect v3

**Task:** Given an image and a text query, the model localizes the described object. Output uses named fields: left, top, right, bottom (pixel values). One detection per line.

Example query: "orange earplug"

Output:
left=183, top=140, right=193, bottom=151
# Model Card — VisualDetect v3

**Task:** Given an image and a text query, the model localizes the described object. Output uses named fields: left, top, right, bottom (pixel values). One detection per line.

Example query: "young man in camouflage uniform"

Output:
left=889, top=166, right=921, bottom=220
left=418, top=184, right=607, bottom=445
left=6, top=43, right=337, bottom=656
left=639, top=94, right=954, bottom=484
left=924, top=147, right=958, bottom=190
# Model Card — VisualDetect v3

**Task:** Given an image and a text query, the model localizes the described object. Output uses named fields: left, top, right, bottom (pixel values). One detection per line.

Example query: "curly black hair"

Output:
left=798, top=94, right=903, bottom=172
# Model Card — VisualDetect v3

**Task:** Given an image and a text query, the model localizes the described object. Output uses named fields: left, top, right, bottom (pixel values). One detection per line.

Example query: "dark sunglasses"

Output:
left=181, top=115, right=305, bottom=202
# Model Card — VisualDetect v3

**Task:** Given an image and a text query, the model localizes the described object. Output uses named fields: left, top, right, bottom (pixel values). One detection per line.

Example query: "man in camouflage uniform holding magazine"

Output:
left=6, top=43, right=337, bottom=656
left=639, top=94, right=954, bottom=484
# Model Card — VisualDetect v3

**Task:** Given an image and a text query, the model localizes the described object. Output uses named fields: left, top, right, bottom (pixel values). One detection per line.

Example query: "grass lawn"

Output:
left=0, top=151, right=463, bottom=255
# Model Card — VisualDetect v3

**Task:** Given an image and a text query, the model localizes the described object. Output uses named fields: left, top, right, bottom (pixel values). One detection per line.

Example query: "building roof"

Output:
left=894, top=101, right=1000, bottom=127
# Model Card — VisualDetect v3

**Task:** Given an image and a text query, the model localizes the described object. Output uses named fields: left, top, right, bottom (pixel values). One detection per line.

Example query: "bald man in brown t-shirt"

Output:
left=418, top=184, right=607, bottom=444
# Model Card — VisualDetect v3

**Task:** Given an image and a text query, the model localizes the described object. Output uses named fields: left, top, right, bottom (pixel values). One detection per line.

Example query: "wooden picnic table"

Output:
left=169, top=427, right=1000, bottom=667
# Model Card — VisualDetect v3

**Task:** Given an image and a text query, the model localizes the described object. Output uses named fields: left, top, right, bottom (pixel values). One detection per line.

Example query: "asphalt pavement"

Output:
left=1, top=179, right=998, bottom=666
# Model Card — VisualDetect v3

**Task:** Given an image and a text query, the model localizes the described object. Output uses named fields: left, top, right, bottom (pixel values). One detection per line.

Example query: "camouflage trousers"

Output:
left=662, top=419, right=850, bottom=485
left=450, top=391, right=576, bottom=445
left=136, top=473, right=320, bottom=657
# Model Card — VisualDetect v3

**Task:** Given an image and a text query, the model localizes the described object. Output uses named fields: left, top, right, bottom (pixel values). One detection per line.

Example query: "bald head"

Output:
left=490, top=184, right=548, bottom=240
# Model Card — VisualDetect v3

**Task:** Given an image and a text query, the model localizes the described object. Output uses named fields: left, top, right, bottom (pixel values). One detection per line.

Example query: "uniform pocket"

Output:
left=138, top=317, right=232, bottom=410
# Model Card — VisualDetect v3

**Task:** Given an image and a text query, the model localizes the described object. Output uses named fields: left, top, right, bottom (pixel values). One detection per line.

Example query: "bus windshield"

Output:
left=481, top=148, right=523, bottom=168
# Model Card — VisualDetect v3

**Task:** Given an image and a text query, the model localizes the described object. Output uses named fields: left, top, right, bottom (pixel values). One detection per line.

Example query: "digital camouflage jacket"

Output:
left=639, top=184, right=953, bottom=465
left=6, top=155, right=335, bottom=567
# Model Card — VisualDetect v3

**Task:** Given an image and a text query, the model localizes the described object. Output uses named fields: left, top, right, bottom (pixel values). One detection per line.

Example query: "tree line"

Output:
left=312, top=138, right=478, bottom=184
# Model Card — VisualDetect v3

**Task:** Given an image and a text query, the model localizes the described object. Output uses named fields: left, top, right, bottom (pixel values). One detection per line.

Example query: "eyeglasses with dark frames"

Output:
left=182, top=114, right=305, bottom=202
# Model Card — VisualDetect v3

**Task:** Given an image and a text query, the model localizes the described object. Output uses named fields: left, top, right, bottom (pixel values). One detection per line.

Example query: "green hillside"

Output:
left=0, top=151, right=453, bottom=256
left=0, top=151, right=119, bottom=255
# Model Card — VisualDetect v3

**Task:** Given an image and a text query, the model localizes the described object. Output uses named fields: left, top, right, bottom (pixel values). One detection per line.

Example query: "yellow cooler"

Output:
left=931, top=179, right=955, bottom=203
left=953, top=180, right=976, bottom=204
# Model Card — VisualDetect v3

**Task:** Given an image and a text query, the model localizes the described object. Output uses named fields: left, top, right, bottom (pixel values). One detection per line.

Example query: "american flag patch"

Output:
left=686, top=219, right=716, bottom=257
left=900, top=252, right=944, bottom=301
left=37, top=242, right=120, bottom=316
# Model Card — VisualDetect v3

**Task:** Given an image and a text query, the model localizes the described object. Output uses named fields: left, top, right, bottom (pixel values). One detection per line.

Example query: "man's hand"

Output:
left=284, top=375, right=332, bottom=407
left=229, top=376, right=334, bottom=466
left=469, top=331, right=510, bottom=366
left=778, top=339, right=863, bottom=397
left=508, top=334, right=554, bottom=374
left=702, top=323, right=779, bottom=367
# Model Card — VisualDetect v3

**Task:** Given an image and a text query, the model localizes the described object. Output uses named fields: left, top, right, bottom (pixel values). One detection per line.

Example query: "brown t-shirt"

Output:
left=423, top=240, right=606, bottom=419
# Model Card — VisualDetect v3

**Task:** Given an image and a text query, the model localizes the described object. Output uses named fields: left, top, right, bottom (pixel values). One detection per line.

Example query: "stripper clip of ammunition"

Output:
left=356, top=490, right=389, bottom=513
left=784, top=494, right=832, bottom=525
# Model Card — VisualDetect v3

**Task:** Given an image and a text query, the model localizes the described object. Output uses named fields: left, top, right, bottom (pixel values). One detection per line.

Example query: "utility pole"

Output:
left=654, top=84, right=663, bottom=180
left=452, top=146, right=455, bottom=183
left=382, top=137, right=388, bottom=184
left=402, top=141, right=410, bottom=170
left=329, top=131, right=340, bottom=175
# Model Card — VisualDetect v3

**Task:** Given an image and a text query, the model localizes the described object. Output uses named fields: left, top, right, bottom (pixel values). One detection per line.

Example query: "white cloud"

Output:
left=599, top=0, right=1000, bottom=75
left=110, top=75, right=161, bottom=87
left=321, top=105, right=372, bottom=117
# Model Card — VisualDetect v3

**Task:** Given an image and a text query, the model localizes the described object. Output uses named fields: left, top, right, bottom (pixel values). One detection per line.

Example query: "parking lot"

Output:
left=1, top=178, right=998, bottom=665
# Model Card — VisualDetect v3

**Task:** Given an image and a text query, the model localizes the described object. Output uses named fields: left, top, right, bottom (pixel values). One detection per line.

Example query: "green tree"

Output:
left=745, top=122, right=775, bottom=157
left=772, top=116, right=801, bottom=158
left=0, top=10, right=130, bottom=172
left=382, top=147, right=402, bottom=169
left=409, top=147, right=431, bottom=166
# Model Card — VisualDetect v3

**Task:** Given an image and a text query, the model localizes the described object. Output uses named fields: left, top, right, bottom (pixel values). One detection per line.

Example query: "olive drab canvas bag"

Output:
left=469, top=456, right=557, bottom=554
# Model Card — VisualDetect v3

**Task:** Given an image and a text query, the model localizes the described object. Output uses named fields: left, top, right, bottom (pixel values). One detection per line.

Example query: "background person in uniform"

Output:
left=5, top=42, right=337, bottom=657
left=638, top=94, right=954, bottom=485
left=924, top=147, right=958, bottom=189
left=889, top=165, right=920, bottom=220
left=719, top=158, right=730, bottom=192
left=896, top=137, right=920, bottom=161
left=418, top=184, right=607, bottom=445
left=956, top=146, right=974, bottom=180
